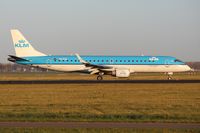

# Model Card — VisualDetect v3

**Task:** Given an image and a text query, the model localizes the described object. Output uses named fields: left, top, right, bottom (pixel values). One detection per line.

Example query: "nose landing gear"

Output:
left=167, top=72, right=173, bottom=80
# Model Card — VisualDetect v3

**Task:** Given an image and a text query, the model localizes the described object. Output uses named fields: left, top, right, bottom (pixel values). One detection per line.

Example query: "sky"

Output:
left=0, top=0, right=200, bottom=63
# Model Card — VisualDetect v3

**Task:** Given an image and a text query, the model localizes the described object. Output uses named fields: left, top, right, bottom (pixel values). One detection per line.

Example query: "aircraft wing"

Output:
left=75, top=54, right=113, bottom=74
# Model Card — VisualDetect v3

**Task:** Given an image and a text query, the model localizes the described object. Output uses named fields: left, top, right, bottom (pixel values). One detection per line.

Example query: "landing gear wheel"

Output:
left=167, top=72, right=173, bottom=80
left=97, top=75, right=103, bottom=80
left=168, top=77, right=172, bottom=80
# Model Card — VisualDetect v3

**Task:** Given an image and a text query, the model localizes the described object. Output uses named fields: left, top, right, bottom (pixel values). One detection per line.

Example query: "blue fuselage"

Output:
left=17, top=55, right=185, bottom=66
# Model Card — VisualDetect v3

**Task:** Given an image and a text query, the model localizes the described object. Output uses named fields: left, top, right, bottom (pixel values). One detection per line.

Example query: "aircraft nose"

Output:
left=186, top=65, right=192, bottom=71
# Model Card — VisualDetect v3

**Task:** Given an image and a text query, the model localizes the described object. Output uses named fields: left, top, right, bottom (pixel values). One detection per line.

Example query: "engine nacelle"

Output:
left=113, top=69, right=130, bottom=78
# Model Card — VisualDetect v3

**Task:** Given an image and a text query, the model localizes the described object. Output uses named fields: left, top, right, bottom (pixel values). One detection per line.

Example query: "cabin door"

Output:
left=165, top=59, right=169, bottom=67
left=47, top=58, right=52, bottom=67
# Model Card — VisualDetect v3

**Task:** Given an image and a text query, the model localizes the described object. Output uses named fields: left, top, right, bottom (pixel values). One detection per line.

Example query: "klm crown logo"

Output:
left=15, top=40, right=29, bottom=48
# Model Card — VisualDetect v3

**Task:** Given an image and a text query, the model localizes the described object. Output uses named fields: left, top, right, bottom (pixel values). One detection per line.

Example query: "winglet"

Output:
left=75, top=53, right=87, bottom=64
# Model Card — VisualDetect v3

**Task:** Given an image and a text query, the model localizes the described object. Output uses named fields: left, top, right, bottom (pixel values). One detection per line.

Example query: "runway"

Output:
left=0, top=80, right=200, bottom=84
left=0, top=122, right=199, bottom=128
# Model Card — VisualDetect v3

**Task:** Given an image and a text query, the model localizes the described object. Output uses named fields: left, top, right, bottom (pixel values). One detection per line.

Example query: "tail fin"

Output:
left=11, top=29, right=45, bottom=57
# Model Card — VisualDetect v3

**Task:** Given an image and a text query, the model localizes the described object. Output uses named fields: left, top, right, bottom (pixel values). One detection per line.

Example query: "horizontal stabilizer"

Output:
left=8, top=55, right=29, bottom=62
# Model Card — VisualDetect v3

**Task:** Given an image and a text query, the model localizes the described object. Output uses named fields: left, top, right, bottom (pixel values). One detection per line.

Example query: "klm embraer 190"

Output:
left=8, top=29, right=191, bottom=80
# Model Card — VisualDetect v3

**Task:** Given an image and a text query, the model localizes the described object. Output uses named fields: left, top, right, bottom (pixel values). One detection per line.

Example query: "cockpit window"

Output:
left=174, top=59, right=183, bottom=62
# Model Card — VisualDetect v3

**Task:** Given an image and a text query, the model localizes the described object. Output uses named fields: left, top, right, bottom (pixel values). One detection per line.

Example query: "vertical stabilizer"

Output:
left=11, top=29, right=45, bottom=57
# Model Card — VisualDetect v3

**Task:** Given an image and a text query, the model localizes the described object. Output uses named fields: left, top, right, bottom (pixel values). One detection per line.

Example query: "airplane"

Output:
left=8, top=29, right=191, bottom=80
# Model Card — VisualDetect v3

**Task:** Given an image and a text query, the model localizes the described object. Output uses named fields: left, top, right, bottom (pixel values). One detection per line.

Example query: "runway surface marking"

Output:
left=0, top=80, right=200, bottom=84
left=0, top=122, right=199, bottom=128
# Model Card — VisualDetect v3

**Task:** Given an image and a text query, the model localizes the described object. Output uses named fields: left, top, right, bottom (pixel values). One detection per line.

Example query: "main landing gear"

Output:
left=97, top=72, right=104, bottom=80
